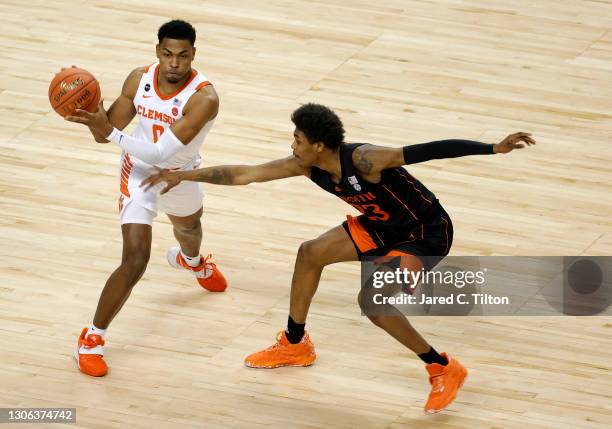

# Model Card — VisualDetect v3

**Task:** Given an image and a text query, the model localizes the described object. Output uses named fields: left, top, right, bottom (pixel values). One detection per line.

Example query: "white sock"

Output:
left=181, top=250, right=202, bottom=267
left=87, top=324, right=106, bottom=339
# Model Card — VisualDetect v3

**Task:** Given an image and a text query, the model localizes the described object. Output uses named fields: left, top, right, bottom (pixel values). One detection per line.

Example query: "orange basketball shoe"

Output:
left=244, top=331, right=317, bottom=368
left=424, top=353, right=468, bottom=413
left=74, top=327, right=107, bottom=377
left=167, top=246, right=227, bottom=292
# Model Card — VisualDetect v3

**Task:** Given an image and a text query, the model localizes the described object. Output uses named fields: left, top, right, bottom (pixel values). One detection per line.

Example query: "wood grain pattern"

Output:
left=0, top=1, right=611, bottom=427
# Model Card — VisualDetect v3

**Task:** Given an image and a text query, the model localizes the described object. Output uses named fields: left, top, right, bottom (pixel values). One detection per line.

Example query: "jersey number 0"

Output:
left=152, top=124, right=165, bottom=143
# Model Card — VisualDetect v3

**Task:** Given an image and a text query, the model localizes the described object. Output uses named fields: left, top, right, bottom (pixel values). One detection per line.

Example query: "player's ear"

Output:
left=192, top=46, right=196, bottom=60
left=155, top=44, right=161, bottom=59
left=315, top=142, right=325, bottom=153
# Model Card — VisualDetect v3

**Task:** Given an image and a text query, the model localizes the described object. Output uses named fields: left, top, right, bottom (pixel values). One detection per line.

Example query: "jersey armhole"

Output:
left=194, top=81, right=211, bottom=92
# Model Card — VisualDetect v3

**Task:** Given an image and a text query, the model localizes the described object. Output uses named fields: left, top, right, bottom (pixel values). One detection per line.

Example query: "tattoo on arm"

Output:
left=208, top=168, right=234, bottom=185
left=355, top=152, right=374, bottom=174
left=192, top=167, right=234, bottom=185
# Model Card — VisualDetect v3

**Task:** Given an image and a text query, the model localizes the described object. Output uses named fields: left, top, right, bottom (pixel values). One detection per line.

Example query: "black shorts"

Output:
left=342, top=205, right=453, bottom=271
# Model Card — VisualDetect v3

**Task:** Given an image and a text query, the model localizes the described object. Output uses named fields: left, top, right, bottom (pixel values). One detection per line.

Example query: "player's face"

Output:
left=291, top=129, right=323, bottom=167
left=156, top=38, right=196, bottom=83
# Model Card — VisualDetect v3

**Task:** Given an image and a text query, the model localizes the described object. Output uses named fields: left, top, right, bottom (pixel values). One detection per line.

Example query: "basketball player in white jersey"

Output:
left=65, top=20, right=227, bottom=377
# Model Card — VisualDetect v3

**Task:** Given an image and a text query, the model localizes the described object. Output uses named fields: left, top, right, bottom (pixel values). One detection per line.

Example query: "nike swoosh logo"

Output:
left=143, top=94, right=153, bottom=99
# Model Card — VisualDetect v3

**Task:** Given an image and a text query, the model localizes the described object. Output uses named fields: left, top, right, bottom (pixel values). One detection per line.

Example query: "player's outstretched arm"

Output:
left=141, top=156, right=308, bottom=194
left=352, top=132, right=536, bottom=176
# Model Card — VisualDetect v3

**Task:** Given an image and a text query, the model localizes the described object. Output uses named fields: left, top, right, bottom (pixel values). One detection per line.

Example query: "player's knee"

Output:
left=357, top=290, right=372, bottom=311
left=368, top=314, right=384, bottom=327
left=123, top=249, right=150, bottom=275
left=358, top=290, right=384, bottom=326
left=357, top=290, right=365, bottom=308
left=297, top=240, right=325, bottom=267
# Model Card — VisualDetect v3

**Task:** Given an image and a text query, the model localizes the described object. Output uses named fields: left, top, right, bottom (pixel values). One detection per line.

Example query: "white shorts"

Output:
left=118, top=154, right=204, bottom=225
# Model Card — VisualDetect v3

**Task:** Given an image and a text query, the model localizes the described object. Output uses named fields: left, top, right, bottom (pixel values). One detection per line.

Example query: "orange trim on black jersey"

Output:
left=382, top=184, right=419, bottom=221
left=385, top=250, right=425, bottom=271
left=153, top=64, right=198, bottom=100
left=374, top=230, right=385, bottom=246
left=396, top=169, right=433, bottom=206
left=441, top=217, right=450, bottom=254
left=346, top=215, right=377, bottom=253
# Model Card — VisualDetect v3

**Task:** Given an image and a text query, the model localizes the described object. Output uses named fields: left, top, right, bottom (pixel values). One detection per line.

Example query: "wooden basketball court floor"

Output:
left=1, top=0, right=611, bottom=428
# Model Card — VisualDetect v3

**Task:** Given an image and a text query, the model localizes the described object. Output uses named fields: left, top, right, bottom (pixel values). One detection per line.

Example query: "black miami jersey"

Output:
left=309, top=143, right=453, bottom=266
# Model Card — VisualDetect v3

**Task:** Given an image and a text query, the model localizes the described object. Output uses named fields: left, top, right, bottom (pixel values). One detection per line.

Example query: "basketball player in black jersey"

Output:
left=142, top=103, right=535, bottom=413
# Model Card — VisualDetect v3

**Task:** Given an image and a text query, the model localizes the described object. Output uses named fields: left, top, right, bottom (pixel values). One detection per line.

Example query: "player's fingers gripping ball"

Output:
left=49, top=67, right=101, bottom=117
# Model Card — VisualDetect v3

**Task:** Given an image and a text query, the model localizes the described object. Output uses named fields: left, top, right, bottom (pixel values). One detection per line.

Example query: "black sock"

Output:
left=418, top=347, right=448, bottom=366
left=285, top=316, right=305, bottom=344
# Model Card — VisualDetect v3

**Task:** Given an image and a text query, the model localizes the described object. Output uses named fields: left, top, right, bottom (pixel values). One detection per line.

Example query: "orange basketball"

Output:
left=48, top=67, right=101, bottom=117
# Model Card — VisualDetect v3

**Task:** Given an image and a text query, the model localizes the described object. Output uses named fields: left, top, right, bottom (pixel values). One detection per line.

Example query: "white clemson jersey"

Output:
left=130, top=62, right=214, bottom=170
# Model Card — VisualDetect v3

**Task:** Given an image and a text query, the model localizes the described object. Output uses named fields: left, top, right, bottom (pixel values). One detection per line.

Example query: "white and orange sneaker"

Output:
left=74, top=327, right=107, bottom=377
left=167, top=246, right=228, bottom=292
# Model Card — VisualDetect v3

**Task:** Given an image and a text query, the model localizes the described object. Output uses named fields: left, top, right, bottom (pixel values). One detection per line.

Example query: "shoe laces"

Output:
left=202, top=253, right=216, bottom=269
left=430, top=374, right=445, bottom=393
left=83, top=334, right=105, bottom=349
left=261, top=331, right=285, bottom=352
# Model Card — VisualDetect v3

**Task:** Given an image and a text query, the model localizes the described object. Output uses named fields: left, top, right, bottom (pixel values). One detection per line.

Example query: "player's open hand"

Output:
left=64, top=99, right=113, bottom=138
left=141, top=169, right=183, bottom=194
left=494, top=132, right=536, bottom=154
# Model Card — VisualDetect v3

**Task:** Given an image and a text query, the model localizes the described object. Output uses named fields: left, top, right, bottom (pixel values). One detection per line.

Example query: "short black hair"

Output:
left=158, top=20, right=196, bottom=46
left=291, top=103, right=345, bottom=150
